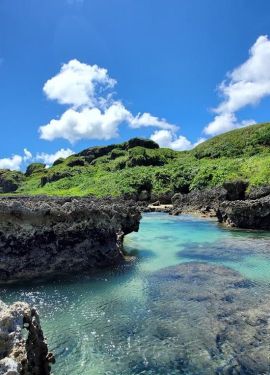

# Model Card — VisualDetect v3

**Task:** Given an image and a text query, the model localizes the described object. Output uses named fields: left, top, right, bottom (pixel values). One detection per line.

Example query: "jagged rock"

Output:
left=0, top=301, right=53, bottom=374
left=217, top=194, right=270, bottom=229
left=171, top=187, right=227, bottom=213
left=222, top=180, right=248, bottom=200
left=246, top=185, right=270, bottom=200
left=0, top=197, right=141, bottom=282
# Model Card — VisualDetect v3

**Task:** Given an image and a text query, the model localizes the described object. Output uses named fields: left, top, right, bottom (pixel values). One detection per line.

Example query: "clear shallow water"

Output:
left=1, top=213, right=270, bottom=374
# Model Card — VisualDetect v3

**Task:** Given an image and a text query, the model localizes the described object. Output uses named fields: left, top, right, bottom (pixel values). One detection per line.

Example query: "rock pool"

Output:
left=1, top=213, right=270, bottom=374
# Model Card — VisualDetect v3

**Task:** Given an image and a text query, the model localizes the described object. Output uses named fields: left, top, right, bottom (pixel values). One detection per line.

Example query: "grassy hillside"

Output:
left=1, top=124, right=270, bottom=198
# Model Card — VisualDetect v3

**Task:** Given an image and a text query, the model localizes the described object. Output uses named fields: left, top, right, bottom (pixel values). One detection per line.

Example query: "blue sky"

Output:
left=1, top=0, right=270, bottom=169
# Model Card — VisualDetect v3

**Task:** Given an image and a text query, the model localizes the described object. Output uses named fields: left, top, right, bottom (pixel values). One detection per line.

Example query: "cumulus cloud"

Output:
left=0, top=148, right=74, bottom=171
left=150, top=129, right=205, bottom=151
left=43, top=59, right=116, bottom=108
left=204, top=113, right=255, bottom=136
left=40, top=102, right=130, bottom=143
left=36, top=148, right=74, bottom=165
left=129, top=112, right=176, bottom=130
left=204, top=35, right=270, bottom=136
left=40, top=59, right=176, bottom=143
left=0, top=155, right=23, bottom=171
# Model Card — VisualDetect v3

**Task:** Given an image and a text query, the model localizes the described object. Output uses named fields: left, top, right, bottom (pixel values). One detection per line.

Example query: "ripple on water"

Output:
left=1, top=213, right=270, bottom=374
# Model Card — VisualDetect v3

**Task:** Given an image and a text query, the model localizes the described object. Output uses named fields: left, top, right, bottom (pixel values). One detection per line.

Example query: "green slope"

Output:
left=1, top=124, right=270, bottom=198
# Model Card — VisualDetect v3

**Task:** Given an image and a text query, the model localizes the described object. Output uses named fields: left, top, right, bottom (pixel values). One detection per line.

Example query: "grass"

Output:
left=2, top=123, right=270, bottom=198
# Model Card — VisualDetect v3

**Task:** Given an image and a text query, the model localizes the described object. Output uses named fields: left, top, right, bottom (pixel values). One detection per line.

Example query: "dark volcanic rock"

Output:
left=246, top=185, right=270, bottom=200
left=217, top=194, right=270, bottom=229
left=171, top=187, right=227, bottom=214
left=141, top=262, right=270, bottom=375
left=0, top=300, right=53, bottom=374
left=0, top=196, right=141, bottom=282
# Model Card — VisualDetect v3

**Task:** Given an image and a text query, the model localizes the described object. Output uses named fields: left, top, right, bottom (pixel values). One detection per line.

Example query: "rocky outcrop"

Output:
left=0, top=197, right=141, bottom=282
left=171, top=182, right=270, bottom=229
left=171, top=187, right=227, bottom=214
left=217, top=194, right=270, bottom=229
left=0, top=300, right=53, bottom=374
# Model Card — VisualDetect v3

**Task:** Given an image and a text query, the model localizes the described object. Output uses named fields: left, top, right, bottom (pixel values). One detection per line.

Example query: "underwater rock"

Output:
left=0, top=300, right=53, bottom=374
left=141, top=262, right=270, bottom=375
left=0, top=196, right=141, bottom=282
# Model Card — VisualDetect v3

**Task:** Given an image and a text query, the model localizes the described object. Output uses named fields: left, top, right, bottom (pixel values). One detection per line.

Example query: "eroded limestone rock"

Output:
left=0, top=301, right=53, bottom=374
left=0, top=197, right=141, bottom=282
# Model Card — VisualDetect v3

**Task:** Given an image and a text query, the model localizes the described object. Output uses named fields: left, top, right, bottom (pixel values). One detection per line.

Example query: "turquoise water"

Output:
left=1, top=213, right=270, bottom=374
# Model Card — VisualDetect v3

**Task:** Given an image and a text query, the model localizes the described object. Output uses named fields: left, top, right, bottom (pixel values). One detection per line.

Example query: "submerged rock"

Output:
left=0, top=300, right=53, bottom=374
left=0, top=196, right=141, bottom=282
left=141, top=262, right=270, bottom=375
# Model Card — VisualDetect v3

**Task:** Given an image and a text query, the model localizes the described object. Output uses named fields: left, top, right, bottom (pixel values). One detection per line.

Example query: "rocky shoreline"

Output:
left=0, top=196, right=141, bottom=283
left=0, top=300, right=54, bottom=374
left=146, top=182, right=270, bottom=230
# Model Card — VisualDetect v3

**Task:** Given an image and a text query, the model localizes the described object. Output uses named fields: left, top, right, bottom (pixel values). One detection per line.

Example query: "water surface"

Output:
left=1, top=213, right=270, bottom=374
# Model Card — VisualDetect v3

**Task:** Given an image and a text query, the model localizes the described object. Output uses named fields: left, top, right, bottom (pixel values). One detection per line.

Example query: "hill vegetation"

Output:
left=1, top=123, right=270, bottom=199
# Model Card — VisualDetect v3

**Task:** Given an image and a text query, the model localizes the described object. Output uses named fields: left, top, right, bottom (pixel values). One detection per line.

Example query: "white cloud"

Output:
left=0, top=149, right=34, bottom=171
left=40, top=60, right=176, bottom=143
left=129, top=112, right=176, bottom=130
left=40, top=102, right=130, bottom=143
left=204, top=113, right=255, bottom=136
left=23, top=148, right=32, bottom=162
left=204, top=35, right=270, bottom=136
left=0, top=155, right=23, bottom=171
left=43, top=59, right=116, bottom=108
left=150, top=129, right=205, bottom=151
left=36, top=148, right=74, bottom=165
left=0, top=148, right=75, bottom=171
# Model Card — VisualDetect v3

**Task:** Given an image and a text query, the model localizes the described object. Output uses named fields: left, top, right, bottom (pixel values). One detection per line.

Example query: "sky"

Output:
left=1, top=0, right=270, bottom=170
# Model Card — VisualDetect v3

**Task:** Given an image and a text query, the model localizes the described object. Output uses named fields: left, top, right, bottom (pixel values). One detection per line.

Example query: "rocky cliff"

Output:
left=0, top=197, right=141, bottom=283
left=0, top=300, right=53, bottom=374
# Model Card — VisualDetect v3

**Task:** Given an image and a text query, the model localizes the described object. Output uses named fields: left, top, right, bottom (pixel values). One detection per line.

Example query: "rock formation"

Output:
left=217, top=194, right=270, bottom=229
left=0, top=196, right=141, bottom=283
left=171, top=182, right=270, bottom=229
left=0, top=300, right=53, bottom=374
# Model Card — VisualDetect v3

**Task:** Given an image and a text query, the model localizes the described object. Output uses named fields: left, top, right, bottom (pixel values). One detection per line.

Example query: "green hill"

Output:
left=1, top=124, right=270, bottom=199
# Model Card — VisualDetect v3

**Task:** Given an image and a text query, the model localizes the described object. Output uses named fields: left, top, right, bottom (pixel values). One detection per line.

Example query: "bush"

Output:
left=25, top=163, right=46, bottom=177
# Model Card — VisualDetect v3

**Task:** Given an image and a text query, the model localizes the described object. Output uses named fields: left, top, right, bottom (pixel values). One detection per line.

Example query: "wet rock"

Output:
left=141, top=262, right=270, bottom=375
left=0, top=301, right=52, bottom=374
left=0, top=196, right=141, bottom=282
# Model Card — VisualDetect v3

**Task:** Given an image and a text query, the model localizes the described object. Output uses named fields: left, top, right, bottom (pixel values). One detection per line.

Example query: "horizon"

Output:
left=1, top=0, right=270, bottom=170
